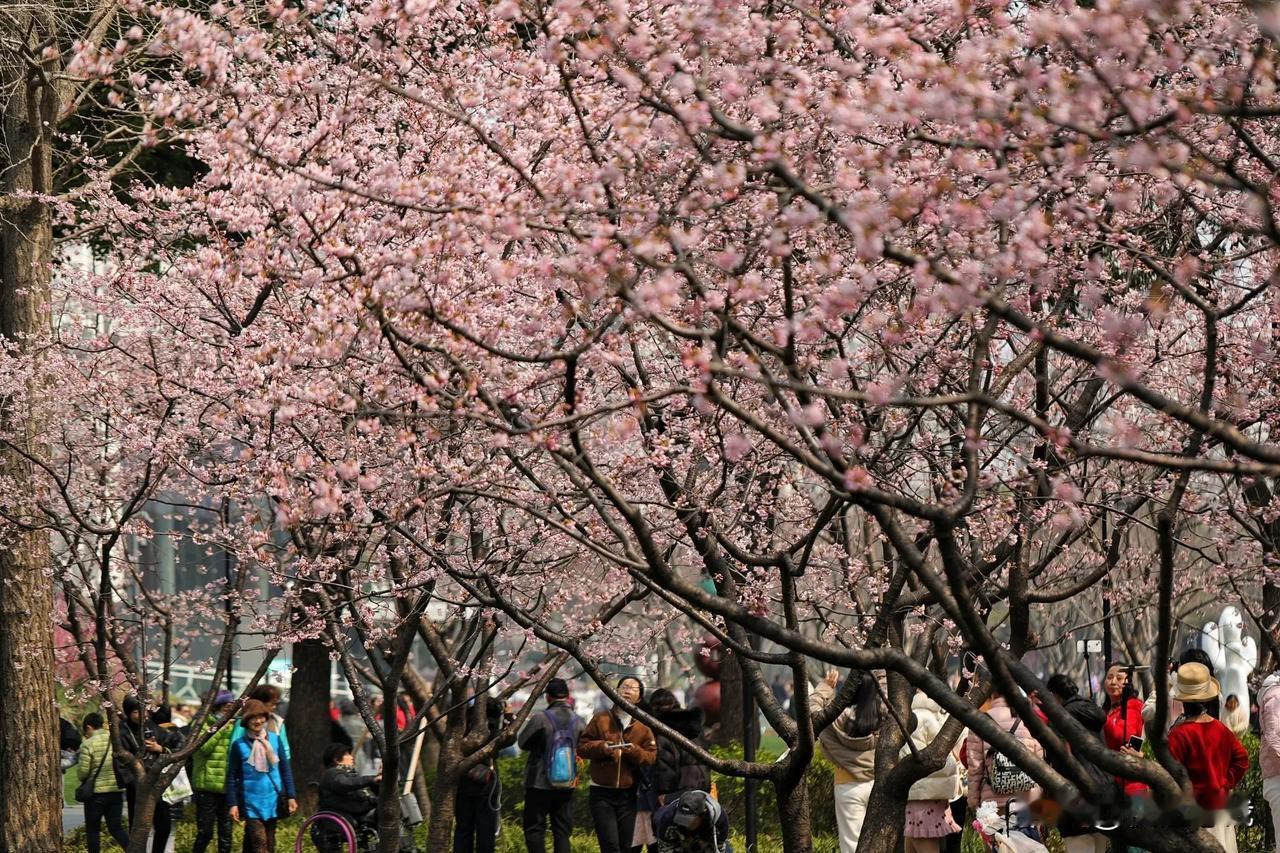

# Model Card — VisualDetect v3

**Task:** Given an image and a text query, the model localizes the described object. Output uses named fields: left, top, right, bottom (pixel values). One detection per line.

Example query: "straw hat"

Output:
left=1171, top=662, right=1220, bottom=702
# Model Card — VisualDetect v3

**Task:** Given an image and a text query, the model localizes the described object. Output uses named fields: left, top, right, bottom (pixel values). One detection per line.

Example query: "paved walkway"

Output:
left=62, top=805, right=84, bottom=834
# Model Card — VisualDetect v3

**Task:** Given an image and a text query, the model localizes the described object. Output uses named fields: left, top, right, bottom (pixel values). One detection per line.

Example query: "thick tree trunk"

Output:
left=0, top=12, right=62, bottom=850
left=286, top=636, right=332, bottom=814
left=124, top=781, right=160, bottom=853
left=776, top=775, right=813, bottom=853
left=425, top=769, right=458, bottom=853
left=715, top=652, right=744, bottom=747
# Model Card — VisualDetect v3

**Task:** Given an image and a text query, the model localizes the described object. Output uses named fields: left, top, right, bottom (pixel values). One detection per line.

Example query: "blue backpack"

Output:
left=544, top=709, right=579, bottom=788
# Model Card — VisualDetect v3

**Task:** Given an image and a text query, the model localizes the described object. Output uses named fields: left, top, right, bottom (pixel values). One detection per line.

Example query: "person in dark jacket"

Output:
left=651, top=790, right=729, bottom=853
left=455, top=697, right=516, bottom=853
left=518, top=677, right=583, bottom=853
left=649, top=689, right=711, bottom=806
left=120, top=696, right=183, bottom=853
left=314, top=743, right=379, bottom=852
left=1045, top=673, right=1114, bottom=853
left=61, top=716, right=83, bottom=770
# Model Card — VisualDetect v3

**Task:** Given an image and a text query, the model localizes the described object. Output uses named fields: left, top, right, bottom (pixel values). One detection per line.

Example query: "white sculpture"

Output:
left=1198, top=605, right=1258, bottom=711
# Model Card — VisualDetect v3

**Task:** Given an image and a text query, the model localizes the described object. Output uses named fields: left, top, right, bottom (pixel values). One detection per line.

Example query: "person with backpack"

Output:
left=518, top=678, right=583, bottom=853
left=579, top=676, right=658, bottom=853
left=192, top=690, right=237, bottom=853
left=964, top=693, right=1044, bottom=815
left=77, top=712, right=131, bottom=853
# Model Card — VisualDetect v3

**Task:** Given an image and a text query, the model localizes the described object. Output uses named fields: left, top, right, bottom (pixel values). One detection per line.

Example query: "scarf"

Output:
left=247, top=730, right=279, bottom=773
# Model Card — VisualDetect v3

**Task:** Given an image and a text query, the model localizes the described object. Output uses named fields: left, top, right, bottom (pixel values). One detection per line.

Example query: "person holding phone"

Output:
left=1101, top=663, right=1149, bottom=803
left=579, top=677, right=658, bottom=853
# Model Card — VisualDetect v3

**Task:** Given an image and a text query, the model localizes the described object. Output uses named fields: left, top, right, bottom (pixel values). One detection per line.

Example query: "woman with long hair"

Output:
left=810, top=670, right=881, bottom=853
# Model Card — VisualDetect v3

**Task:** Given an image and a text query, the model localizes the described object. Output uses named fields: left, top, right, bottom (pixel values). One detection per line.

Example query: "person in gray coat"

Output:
left=517, top=679, right=583, bottom=853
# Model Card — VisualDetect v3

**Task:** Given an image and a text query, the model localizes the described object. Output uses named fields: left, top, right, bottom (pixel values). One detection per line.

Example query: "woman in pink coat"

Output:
left=965, top=695, right=1045, bottom=814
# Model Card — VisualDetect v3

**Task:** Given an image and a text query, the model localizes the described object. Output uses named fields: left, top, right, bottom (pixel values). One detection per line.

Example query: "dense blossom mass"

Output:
left=5, top=0, right=1280, bottom=848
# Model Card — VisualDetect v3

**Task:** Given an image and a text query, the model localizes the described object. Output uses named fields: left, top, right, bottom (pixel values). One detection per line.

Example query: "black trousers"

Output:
left=193, top=790, right=232, bottom=853
left=84, top=790, right=130, bottom=853
left=588, top=786, right=638, bottom=853
left=125, top=783, right=172, bottom=853
left=454, top=784, right=500, bottom=853
left=522, top=787, right=574, bottom=853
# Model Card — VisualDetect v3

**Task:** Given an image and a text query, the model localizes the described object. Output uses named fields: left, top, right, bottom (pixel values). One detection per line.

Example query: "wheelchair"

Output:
left=297, top=810, right=420, bottom=853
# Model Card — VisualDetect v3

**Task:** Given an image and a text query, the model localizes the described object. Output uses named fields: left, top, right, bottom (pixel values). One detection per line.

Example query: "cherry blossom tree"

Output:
left=23, top=0, right=1280, bottom=850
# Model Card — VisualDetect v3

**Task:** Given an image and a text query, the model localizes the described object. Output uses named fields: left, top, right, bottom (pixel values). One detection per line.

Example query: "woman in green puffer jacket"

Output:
left=192, top=691, right=238, bottom=853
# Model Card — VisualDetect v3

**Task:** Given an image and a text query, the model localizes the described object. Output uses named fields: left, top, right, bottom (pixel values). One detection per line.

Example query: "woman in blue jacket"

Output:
left=227, top=699, right=297, bottom=852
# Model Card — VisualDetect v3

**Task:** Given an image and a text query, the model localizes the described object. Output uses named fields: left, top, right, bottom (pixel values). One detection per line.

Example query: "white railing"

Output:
left=158, top=662, right=354, bottom=704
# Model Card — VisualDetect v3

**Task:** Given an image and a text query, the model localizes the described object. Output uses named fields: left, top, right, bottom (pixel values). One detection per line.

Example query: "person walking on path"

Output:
left=191, top=690, right=237, bottom=853
left=1258, top=669, right=1280, bottom=853
left=77, top=712, right=131, bottom=853
left=811, top=670, right=880, bottom=853
left=229, top=685, right=291, bottom=760
left=518, top=677, right=583, bottom=853
left=227, top=698, right=297, bottom=853
left=579, top=676, right=658, bottom=853
left=1168, top=663, right=1250, bottom=853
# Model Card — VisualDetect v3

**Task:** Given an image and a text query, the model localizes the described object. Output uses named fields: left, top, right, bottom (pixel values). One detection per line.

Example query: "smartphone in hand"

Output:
left=1126, top=735, right=1144, bottom=752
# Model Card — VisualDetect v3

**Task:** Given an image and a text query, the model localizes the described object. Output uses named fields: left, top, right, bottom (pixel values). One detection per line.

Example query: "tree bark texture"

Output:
left=0, top=7, right=62, bottom=850
left=286, top=636, right=332, bottom=814
left=775, top=774, right=813, bottom=853
left=715, top=651, right=744, bottom=747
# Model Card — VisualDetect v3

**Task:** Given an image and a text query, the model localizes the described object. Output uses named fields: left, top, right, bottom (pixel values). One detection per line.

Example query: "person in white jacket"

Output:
left=902, top=693, right=963, bottom=853
left=1258, top=671, right=1280, bottom=852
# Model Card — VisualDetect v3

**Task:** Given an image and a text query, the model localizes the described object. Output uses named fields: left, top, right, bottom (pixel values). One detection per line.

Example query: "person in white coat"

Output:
left=903, top=693, right=963, bottom=853
left=1258, top=671, right=1280, bottom=852
left=811, top=670, right=880, bottom=853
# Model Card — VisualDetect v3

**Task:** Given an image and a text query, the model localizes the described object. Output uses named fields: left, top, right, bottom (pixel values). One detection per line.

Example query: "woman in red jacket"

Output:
left=1101, top=662, right=1148, bottom=801
left=1168, top=663, right=1249, bottom=853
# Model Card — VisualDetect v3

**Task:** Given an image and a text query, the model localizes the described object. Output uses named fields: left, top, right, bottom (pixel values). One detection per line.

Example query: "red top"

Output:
left=1167, top=717, right=1250, bottom=810
left=1103, top=697, right=1148, bottom=796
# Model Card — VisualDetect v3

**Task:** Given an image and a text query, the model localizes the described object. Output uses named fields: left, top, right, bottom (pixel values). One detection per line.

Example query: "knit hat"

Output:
left=1171, top=662, right=1220, bottom=702
left=213, top=690, right=236, bottom=709
left=123, top=696, right=142, bottom=716
left=240, top=698, right=271, bottom=721
left=545, top=678, right=570, bottom=699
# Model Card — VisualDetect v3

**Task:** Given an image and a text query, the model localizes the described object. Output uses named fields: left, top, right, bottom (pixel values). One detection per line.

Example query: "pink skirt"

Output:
left=905, top=800, right=961, bottom=838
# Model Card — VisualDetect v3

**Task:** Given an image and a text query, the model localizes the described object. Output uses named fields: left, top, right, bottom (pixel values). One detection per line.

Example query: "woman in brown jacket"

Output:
left=579, top=677, right=658, bottom=853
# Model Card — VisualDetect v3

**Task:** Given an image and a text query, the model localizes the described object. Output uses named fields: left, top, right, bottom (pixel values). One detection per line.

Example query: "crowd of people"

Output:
left=806, top=653, right=1267, bottom=853
left=60, top=652, right=1280, bottom=853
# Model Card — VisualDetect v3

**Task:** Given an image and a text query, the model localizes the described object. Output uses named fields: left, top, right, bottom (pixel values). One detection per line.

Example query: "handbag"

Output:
left=163, top=767, right=193, bottom=804
left=986, top=718, right=1035, bottom=796
left=74, top=749, right=106, bottom=803
left=465, top=761, right=495, bottom=785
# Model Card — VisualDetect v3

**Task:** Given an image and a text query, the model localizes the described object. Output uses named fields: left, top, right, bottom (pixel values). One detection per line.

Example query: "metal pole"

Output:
left=743, top=639, right=758, bottom=852
left=223, top=497, right=235, bottom=692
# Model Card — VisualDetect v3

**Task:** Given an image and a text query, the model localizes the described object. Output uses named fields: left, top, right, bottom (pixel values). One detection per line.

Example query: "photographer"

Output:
left=454, top=697, right=515, bottom=853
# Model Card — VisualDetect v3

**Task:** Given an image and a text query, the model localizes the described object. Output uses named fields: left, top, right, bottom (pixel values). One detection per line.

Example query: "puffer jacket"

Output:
left=903, top=694, right=962, bottom=803
left=578, top=708, right=657, bottom=789
left=1259, top=672, right=1280, bottom=778
left=965, top=696, right=1044, bottom=810
left=193, top=717, right=235, bottom=793
left=809, top=679, right=877, bottom=784
left=77, top=729, right=122, bottom=795
left=653, top=707, right=712, bottom=800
